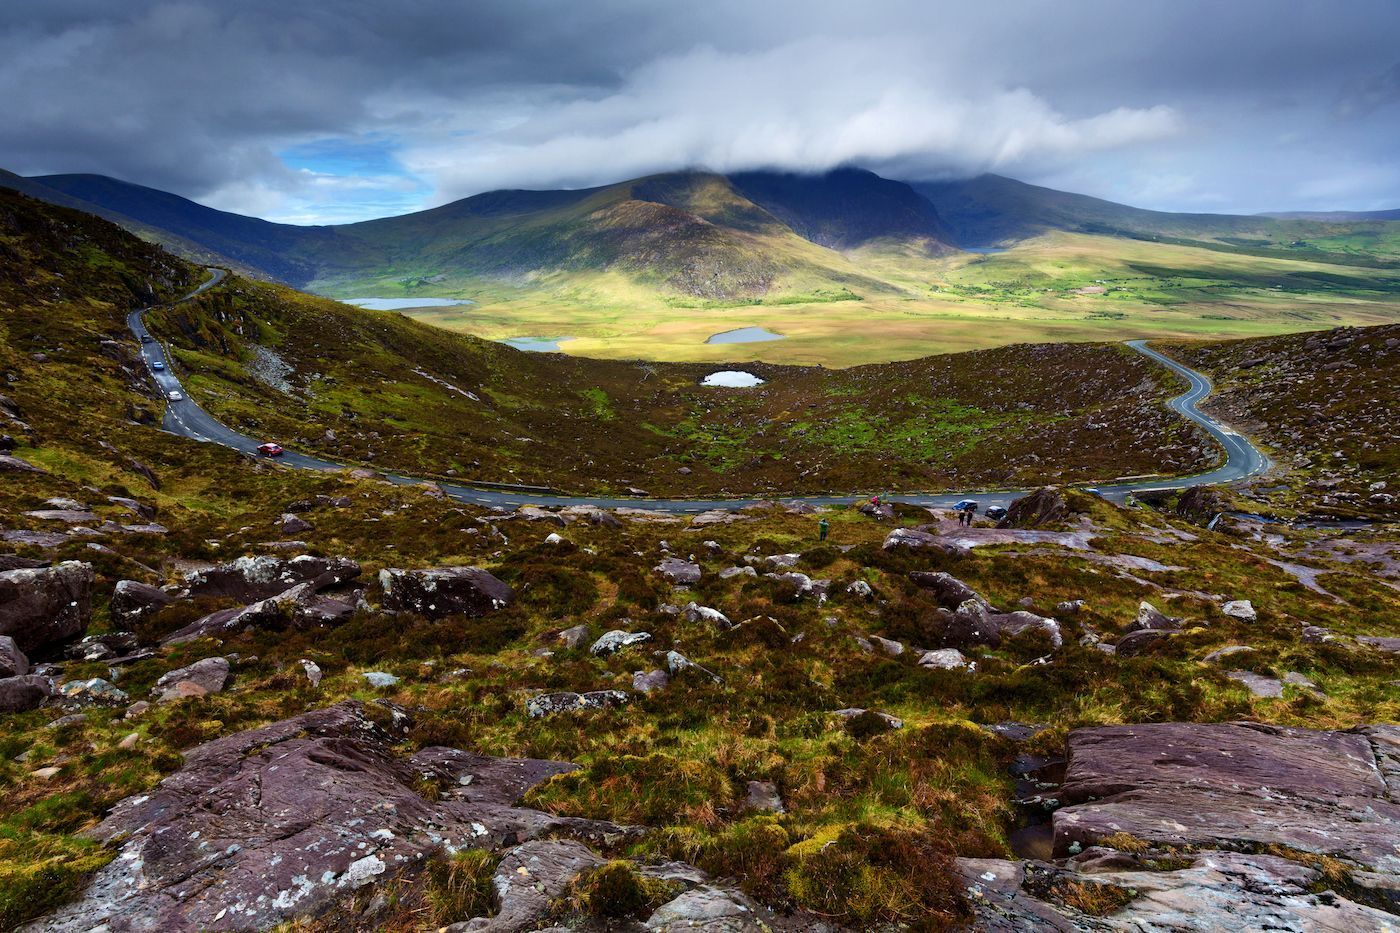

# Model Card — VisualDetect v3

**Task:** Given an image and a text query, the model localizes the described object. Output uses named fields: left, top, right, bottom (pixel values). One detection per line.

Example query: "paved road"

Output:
left=128, top=270, right=1270, bottom=513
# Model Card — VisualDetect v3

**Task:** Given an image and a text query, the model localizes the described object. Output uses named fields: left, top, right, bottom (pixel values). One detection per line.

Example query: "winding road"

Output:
left=128, top=269, right=1270, bottom=513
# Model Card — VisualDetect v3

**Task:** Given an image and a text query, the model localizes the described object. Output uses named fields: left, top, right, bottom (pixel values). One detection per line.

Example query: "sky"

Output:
left=1, top=0, right=1398, bottom=224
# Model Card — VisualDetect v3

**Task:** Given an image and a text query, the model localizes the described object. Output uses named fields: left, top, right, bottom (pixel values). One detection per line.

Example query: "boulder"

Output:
left=163, top=579, right=353, bottom=644
left=24, top=509, right=98, bottom=524
left=152, top=657, right=231, bottom=702
left=655, top=557, right=701, bottom=586
left=1222, top=599, right=1257, bottom=622
left=632, top=669, right=671, bottom=693
left=65, top=632, right=138, bottom=661
left=718, top=565, right=756, bottom=580
left=858, top=501, right=895, bottom=521
left=378, top=566, right=513, bottom=618
left=26, top=701, right=627, bottom=932
left=943, top=598, right=1001, bottom=648
left=1359, top=636, right=1400, bottom=655
left=299, top=659, right=323, bottom=688
left=0, top=561, right=94, bottom=653
left=683, top=602, right=733, bottom=630
left=998, top=487, right=1070, bottom=528
left=1130, top=600, right=1181, bottom=632
left=183, top=555, right=360, bottom=602
left=882, top=527, right=956, bottom=551
left=1052, top=599, right=1084, bottom=617
left=833, top=708, right=903, bottom=732
left=1203, top=645, right=1256, bottom=664
left=1053, top=722, right=1400, bottom=879
left=993, top=610, right=1063, bottom=649
left=918, top=648, right=972, bottom=671
left=766, top=571, right=829, bottom=601
left=744, top=780, right=784, bottom=813
left=1113, top=628, right=1172, bottom=657
left=868, top=635, right=904, bottom=657
left=0, top=634, right=27, bottom=677
left=0, top=454, right=44, bottom=473
left=665, top=651, right=721, bottom=683
left=57, top=677, right=128, bottom=706
left=362, top=671, right=400, bottom=688
left=909, top=571, right=990, bottom=610
left=1227, top=670, right=1283, bottom=698
left=845, top=579, right=874, bottom=600
left=1176, top=485, right=1230, bottom=525
left=107, top=496, right=156, bottom=520
left=558, top=506, right=623, bottom=528
left=645, top=884, right=782, bottom=932
left=0, top=673, right=52, bottom=713
left=526, top=690, right=630, bottom=717
left=590, top=629, right=652, bottom=656
left=109, top=580, right=173, bottom=628
left=470, top=839, right=605, bottom=932
left=557, top=623, right=591, bottom=649
left=277, top=513, right=313, bottom=535
left=690, top=509, right=749, bottom=526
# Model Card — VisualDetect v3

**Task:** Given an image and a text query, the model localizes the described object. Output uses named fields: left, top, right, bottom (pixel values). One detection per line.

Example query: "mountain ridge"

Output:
left=5, top=165, right=1399, bottom=302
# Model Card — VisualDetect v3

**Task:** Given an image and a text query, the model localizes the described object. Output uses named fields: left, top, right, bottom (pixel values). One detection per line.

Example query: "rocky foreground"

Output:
left=1, top=476, right=1397, bottom=931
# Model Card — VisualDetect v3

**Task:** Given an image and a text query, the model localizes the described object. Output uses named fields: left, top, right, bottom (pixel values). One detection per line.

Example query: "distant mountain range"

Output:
left=3, top=165, right=1397, bottom=299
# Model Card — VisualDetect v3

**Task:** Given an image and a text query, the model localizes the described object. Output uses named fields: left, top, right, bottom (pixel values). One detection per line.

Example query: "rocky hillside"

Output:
left=1168, top=324, right=1400, bottom=518
left=1, top=443, right=1397, bottom=929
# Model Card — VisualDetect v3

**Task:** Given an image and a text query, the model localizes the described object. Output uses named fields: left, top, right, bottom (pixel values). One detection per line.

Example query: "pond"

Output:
left=342, top=297, right=475, bottom=310
left=962, top=246, right=1009, bottom=254
left=502, top=336, right=574, bottom=353
left=701, top=370, right=765, bottom=387
left=706, top=326, right=786, bottom=344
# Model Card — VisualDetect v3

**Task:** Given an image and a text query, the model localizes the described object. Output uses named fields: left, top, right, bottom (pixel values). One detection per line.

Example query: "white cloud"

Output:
left=402, top=38, right=1182, bottom=202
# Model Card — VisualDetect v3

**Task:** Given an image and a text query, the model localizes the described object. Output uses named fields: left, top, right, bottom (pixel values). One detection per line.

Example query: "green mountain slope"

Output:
left=4, top=170, right=957, bottom=301
left=916, top=173, right=1400, bottom=267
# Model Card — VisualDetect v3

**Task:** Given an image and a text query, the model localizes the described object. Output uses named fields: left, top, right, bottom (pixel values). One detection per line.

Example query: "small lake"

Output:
left=503, top=336, right=574, bottom=353
left=962, top=246, right=1009, bottom=254
left=706, top=326, right=786, bottom=344
left=343, top=297, right=475, bottom=310
left=702, top=370, right=765, bottom=388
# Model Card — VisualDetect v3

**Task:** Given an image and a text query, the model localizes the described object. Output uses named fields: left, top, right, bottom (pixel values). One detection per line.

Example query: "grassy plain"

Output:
left=372, top=233, right=1400, bottom=367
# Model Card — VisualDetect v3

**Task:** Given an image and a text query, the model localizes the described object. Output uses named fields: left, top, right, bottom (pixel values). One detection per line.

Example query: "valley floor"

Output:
left=372, top=233, right=1400, bottom=367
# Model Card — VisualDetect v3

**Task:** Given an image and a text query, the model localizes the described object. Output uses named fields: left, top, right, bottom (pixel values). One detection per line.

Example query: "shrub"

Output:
left=424, top=849, right=498, bottom=925
left=784, top=823, right=968, bottom=929
left=556, top=860, right=679, bottom=921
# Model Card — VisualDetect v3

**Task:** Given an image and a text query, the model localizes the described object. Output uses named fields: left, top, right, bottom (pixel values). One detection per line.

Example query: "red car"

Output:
left=256, top=443, right=284, bottom=457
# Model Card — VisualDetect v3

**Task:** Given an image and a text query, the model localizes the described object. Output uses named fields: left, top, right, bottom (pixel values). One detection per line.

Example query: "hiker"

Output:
left=961, top=501, right=978, bottom=526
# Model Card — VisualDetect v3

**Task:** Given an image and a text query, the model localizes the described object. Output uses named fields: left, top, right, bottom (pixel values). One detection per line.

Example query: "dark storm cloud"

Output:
left=2, top=0, right=1398, bottom=220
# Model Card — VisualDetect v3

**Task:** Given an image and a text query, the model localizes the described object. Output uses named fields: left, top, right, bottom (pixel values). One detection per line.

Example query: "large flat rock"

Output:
left=1054, top=722, right=1400, bottom=877
left=28, top=701, right=627, bottom=932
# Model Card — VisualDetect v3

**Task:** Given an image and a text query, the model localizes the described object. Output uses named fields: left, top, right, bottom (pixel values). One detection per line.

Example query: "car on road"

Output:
left=151, top=360, right=165, bottom=371
left=140, top=334, right=153, bottom=344
left=953, top=498, right=978, bottom=512
left=166, top=390, right=183, bottom=401
left=256, top=442, right=284, bottom=457
left=985, top=505, right=1008, bottom=521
